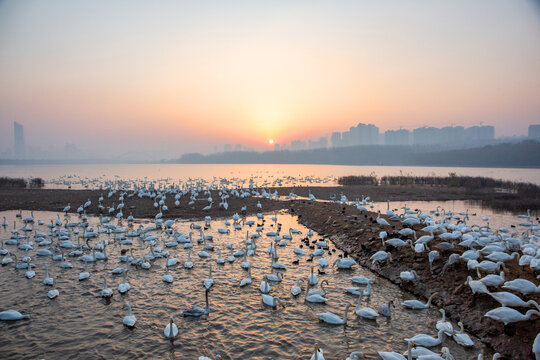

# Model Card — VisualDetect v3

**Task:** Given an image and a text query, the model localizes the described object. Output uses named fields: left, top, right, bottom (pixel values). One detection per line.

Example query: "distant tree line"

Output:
left=174, top=141, right=540, bottom=168
left=0, top=177, right=44, bottom=189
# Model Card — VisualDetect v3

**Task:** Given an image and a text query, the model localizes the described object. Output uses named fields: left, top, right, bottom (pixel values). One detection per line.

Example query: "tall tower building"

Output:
left=14, top=121, right=25, bottom=158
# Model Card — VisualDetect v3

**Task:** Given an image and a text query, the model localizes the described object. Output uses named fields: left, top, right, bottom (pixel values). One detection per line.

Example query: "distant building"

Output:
left=290, top=139, right=307, bottom=150
left=384, top=129, right=411, bottom=145
left=273, top=143, right=280, bottom=151
left=223, top=144, right=232, bottom=152
left=528, top=124, right=540, bottom=139
left=465, top=125, right=495, bottom=141
left=350, top=123, right=379, bottom=145
left=14, top=121, right=25, bottom=158
left=413, top=127, right=441, bottom=145
left=234, top=144, right=242, bottom=151
left=330, top=132, right=341, bottom=147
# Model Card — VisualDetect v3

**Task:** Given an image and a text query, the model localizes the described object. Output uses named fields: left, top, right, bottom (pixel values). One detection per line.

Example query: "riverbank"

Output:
left=290, top=199, right=538, bottom=359
left=0, top=188, right=537, bottom=357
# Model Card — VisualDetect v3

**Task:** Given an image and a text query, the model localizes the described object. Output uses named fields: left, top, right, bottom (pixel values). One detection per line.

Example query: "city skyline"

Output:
left=1, top=1, right=540, bottom=160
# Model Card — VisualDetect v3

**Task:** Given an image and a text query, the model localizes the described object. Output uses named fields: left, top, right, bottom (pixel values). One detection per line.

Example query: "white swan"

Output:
left=452, top=321, right=474, bottom=347
left=0, top=310, right=30, bottom=320
left=484, top=307, right=540, bottom=325
left=310, top=343, right=325, bottom=360
left=355, top=294, right=379, bottom=320
left=101, top=274, right=113, bottom=298
left=260, top=275, right=271, bottom=293
left=79, top=260, right=90, bottom=281
left=182, top=287, right=211, bottom=317
left=262, top=294, right=285, bottom=309
left=164, top=316, right=178, bottom=338
left=401, top=292, right=440, bottom=309
left=317, top=303, right=353, bottom=325
left=203, top=263, right=214, bottom=289
left=184, top=249, right=193, bottom=269
left=436, top=309, right=453, bottom=336
left=488, top=291, right=540, bottom=309
left=379, top=300, right=395, bottom=318
left=43, top=264, right=54, bottom=285
left=502, top=278, right=539, bottom=295
left=291, top=278, right=304, bottom=296
left=404, top=329, right=446, bottom=347
left=118, top=270, right=131, bottom=294
left=240, top=267, right=252, bottom=287
left=162, top=264, right=173, bottom=283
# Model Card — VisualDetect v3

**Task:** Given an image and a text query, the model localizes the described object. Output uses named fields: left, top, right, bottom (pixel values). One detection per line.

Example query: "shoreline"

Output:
left=0, top=188, right=538, bottom=357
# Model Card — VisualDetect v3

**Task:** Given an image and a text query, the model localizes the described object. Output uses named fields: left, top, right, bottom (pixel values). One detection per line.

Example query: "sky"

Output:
left=1, top=0, right=539, bottom=159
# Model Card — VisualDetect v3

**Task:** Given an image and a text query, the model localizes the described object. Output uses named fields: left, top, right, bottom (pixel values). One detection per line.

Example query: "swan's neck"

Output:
left=343, top=305, right=351, bottom=324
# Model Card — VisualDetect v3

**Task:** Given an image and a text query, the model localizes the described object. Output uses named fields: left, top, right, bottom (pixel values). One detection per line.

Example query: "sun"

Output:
left=268, top=139, right=274, bottom=144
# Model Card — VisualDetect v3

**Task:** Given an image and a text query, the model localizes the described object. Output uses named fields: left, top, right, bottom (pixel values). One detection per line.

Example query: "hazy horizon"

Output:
left=1, top=0, right=540, bottom=160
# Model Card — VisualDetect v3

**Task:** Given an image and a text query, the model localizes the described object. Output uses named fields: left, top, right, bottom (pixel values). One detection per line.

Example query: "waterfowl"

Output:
left=350, top=275, right=375, bottom=285
left=79, top=260, right=90, bottom=281
left=310, top=343, right=325, bottom=360
left=240, top=267, right=252, bottom=287
left=118, top=271, right=131, bottom=294
left=452, top=321, right=474, bottom=347
left=345, top=351, right=365, bottom=360
left=502, top=278, right=539, bottom=295
left=0, top=310, right=30, bottom=320
left=488, top=291, right=540, bottom=309
left=404, top=329, right=446, bottom=347
left=47, top=287, right=59, bottom=299
left=162, top=264, right=173, bottom=283
left=402, top=292, right=440, bottom=309
left=262, top=294, right=285, bottom=309
left=484, top=307, right=540, bottom=325
left=184, top=249, right=194, bottom=269
left=333, top=257, right=357, bottom=269
left=317, top=303, right=353, bottom=325
left=259, top=275, right=271, bottom=293
left=203, top=264, right=214, bottom=289
left=291, top=278, right=304, bottom=296
left=478, top=271, right=505, bottom=287
left=355, top=294, right=379, bottom=319
left=370, top=251, right=392, bottom=265
left=307, top=279, right=328, bottom=297
left=466, top=276, right=489, bottom=295
left=378, top=300, right=395, bottom=318
left=101, top=275, right=113, bottom=298
left=43, top=264, right=54, bottom=285
left=305, top=282, right=327, bottom=303
left=379, top=340, right=413, bottom=359
left=164, top=316, right=178, bottom=338
left=436, top=309, right=453, bottom=336
left=307, top=267, right=318, bottom=285
left=400, top=270, right=418, bottom=282
left=182, top=287, right=211, bottom=317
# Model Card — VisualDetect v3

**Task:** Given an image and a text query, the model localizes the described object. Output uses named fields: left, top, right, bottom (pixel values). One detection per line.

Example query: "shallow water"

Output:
left=1, top=163, right=539, bottom=188
left=0, top=210, right=490, bottom=359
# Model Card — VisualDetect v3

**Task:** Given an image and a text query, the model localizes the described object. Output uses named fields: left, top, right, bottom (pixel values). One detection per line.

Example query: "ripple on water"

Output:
left=0, top=210, right=490, bottom=359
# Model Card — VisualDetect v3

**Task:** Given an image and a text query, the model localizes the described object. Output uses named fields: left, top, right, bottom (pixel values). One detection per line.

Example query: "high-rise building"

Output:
left=384, top=129, right=411, bottom=145
left=529, top=124, right=540, bottom=139
left=14, top=121, right=25, bottom=157
left=330, top=132, right=341, bottom=147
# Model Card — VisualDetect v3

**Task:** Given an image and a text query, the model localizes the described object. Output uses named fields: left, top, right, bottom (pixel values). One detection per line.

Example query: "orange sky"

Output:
left=1, top=1, right=539, bottom=158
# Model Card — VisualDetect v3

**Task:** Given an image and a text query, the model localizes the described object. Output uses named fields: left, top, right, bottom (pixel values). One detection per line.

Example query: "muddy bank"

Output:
left=0, top=189, right=284, bottom=220
left=289, top=200, right=539, bottom=359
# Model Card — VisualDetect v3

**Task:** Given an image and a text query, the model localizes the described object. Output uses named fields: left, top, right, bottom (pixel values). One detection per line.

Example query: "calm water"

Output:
left=0, top=210, right=492, bottom=359
left=1, top=163, right=539, bottom=188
